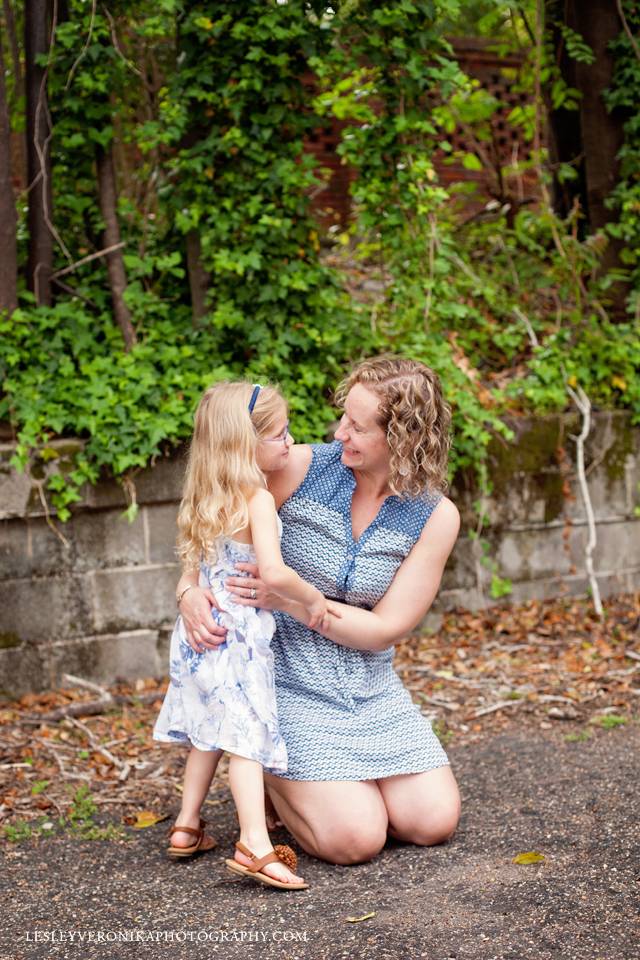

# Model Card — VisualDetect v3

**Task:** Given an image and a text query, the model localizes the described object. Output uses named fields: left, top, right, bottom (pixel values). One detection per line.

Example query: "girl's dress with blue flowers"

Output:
left=153, top=529, right=288, bottom=773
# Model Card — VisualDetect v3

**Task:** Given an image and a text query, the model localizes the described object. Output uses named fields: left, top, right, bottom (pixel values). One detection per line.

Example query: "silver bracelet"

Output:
left=176, top=584, right=195, bottom=607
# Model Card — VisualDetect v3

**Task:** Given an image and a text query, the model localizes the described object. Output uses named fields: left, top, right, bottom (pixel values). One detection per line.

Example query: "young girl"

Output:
left=153, top=381, right=333, bottom=890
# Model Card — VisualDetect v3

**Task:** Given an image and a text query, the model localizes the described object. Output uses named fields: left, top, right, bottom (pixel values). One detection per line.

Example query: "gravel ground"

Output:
left=1, top=721, right=638, bottom=960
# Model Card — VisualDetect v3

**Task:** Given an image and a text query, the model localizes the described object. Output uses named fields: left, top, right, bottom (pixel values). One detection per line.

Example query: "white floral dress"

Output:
left=153, top=529, right=288, bottom=773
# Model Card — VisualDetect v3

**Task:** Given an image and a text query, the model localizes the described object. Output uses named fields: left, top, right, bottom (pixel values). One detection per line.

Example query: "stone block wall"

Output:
left=1, top=412, right=638, bottom=696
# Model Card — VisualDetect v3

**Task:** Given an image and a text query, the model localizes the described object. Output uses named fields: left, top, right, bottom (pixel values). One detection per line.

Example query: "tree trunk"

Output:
left=571, top=1, right=626, bottom=239
left=185, top=230, right=210, bottom=321
left=95, top=143, right=137, bottom=350
left=24, top=0, right=53, bottom=305
left=545, top=0, right=587, bottom=222
left=0, top=34, right=17, bottom=314
left=547, top=0, right=627, bottom=275
left=545, top=0, right=630, bottom=313
left=2, top=0, right=21, bottom=100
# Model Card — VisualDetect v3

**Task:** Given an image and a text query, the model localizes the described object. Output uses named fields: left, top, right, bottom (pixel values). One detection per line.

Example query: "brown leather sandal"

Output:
left=166, top=818, right=217, bottom=858
left=224, top=841, right=308, bottom=890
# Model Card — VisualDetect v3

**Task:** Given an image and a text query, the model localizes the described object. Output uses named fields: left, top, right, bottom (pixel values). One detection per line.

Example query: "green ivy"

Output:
left=1, top=0, right=639, bottom=524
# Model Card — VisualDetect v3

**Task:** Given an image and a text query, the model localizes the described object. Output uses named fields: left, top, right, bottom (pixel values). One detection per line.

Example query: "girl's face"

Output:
left=334, top=383, right=390, bottom=474
left=256, top=409, right=294, bottom=475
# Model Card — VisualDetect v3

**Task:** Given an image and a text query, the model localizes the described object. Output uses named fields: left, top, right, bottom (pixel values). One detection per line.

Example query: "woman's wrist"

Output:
left=176, top=583, right=195, bottom=607
left=176, top=569, right=199, bottom=603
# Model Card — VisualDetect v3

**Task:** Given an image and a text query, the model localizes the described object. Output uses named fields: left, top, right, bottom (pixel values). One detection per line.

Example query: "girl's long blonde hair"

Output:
left=177, top=381, right=286, bottom=568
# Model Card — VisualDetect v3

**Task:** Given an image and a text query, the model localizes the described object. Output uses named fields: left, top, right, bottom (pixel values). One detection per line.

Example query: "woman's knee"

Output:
left=313, top=821, right=387, bottom=865
left=393, top=793, right=461, bottom=846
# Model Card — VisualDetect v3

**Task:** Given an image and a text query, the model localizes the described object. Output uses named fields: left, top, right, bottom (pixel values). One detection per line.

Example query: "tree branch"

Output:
left=566, top=384, right=603, bottom=618
left=615, top=0, right=640, bottom=64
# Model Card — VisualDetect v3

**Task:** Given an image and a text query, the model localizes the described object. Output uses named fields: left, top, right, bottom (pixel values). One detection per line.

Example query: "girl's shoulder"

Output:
left=248, top=486, right=276, bottom=511
left=270, top=441, right=341, bottom=508
left=269, top=444, right=311, bottom=507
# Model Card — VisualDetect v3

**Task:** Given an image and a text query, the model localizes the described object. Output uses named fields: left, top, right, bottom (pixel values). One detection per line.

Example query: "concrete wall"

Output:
left=1, top=411, right=639, bottom=696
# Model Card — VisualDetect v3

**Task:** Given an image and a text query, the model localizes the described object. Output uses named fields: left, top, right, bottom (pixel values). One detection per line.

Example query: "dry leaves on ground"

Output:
left=0, top=592, right=638, bottom=835
left=396, top=591, right=639, bottom=741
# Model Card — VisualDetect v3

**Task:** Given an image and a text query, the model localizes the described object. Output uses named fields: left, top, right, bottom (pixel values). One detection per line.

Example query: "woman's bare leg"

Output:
left=377, top=765, right=461, bottom=845
left=264, top=765, right=460, bottom=862
left=264, top=774, right=388, bottom=865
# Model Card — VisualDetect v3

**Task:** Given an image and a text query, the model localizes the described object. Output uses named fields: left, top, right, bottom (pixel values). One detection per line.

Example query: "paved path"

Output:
left=2, top=723, right=638, bottom=960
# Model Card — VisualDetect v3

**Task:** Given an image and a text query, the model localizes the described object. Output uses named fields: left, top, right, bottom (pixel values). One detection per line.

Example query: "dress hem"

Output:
left=152, top=732, right=288, bottom=772
left=270, top=757, right=450, bottom=782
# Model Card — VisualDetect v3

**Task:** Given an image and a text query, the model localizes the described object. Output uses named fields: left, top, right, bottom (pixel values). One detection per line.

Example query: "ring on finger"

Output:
left=250, top=587, right=257, bottom=600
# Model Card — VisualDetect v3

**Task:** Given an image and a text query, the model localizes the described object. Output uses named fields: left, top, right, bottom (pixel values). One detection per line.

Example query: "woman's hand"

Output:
left=225, top=563, right=283, bottom=611
left=179, top=585, right=226, bottom=653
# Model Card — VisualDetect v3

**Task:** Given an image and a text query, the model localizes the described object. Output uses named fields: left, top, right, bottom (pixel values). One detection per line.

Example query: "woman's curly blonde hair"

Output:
left=334, top=355, right=451, bottom=498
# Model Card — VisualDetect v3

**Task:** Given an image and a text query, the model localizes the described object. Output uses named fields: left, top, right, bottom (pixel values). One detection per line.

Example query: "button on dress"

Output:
left=272, top=442, right=449, bottom=781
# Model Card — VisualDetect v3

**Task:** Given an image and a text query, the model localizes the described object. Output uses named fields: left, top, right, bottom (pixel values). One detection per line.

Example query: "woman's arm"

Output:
left=230, top=497, right=460, bottom=652
left=176, top=568, right=227, bottom=652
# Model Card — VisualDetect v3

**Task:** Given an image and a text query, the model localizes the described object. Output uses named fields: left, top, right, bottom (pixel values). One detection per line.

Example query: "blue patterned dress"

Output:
left=272, top=441, right=449, bottom=781
left=153, top=531, right=288, bottom=774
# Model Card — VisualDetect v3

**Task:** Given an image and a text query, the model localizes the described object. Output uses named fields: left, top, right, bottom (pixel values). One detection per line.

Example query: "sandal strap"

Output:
left=167, top=824, right=202, bottom=839
left=167, top=817, right=206, bottom=839
left=235, top=841, right=281, bottom=873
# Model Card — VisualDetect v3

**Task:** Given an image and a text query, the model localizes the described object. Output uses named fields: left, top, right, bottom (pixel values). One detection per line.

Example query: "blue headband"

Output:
left=248, top=384, right=261, bottom=414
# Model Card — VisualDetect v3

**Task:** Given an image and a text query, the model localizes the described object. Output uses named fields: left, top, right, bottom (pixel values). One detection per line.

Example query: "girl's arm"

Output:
left=177, top=442, right=315, bottom=651
left=249, top=488, right=329, bottom=628
left=231, top=497, right=459, bottom=652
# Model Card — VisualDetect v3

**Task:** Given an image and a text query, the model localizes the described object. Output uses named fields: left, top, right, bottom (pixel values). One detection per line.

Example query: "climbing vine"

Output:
left=0, top=0, right=638, bottom=535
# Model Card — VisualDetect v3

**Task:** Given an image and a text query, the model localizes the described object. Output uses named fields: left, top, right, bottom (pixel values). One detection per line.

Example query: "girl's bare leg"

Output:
left=228, top=754, right=305, bottom=885
left=264, top=774, right=388, bottom=865
left=171, top=746, right=222, bottom=848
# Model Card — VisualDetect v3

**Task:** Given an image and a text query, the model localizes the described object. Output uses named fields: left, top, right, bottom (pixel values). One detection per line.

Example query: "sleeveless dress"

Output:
left=271, top=441, right=449, bottom=781
left=153, top=521, right=288, bottom=774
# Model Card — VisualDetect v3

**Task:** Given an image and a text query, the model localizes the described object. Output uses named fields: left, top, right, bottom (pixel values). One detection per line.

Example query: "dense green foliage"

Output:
left=1, top=0, right=639, bottom=523
left=605, top=4, right=640, bottom=311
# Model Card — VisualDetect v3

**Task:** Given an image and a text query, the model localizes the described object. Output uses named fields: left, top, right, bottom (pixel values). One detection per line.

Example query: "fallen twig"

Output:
left=62, top=674, right=113, bottom=701
left=35, top=740, right=91, bottom=782
left=65, top=717, right=129, bottom=779
left=472, top=699, right=527, bottom=718
left=416, top=694, right=460, bottom=712
left=20, top=690, right=162, bottom=724
left=538, top=694, right=578, bottom=704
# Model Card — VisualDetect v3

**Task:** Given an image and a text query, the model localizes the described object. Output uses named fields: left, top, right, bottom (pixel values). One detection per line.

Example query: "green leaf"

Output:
left=512, top=852, right=545, bottom=865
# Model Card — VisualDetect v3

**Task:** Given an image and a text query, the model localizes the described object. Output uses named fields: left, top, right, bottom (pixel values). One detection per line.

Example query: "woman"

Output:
left=175, top=355, right=461, bottom=864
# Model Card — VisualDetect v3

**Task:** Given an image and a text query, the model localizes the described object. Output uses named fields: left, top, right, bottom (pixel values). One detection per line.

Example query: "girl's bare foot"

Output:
left=170, top=811, right=205, bottom=848
left=235, top=838, right=304, bottom=885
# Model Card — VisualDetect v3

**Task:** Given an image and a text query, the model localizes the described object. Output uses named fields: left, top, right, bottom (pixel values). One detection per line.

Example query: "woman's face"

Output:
left=256, top=408, right=294, bottom=475
left=334, top=383, right=390, bottom=474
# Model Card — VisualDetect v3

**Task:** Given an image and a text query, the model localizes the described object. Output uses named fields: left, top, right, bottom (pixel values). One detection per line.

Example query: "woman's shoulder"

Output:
left=415, top=494, right=460, bottom=546
left=384, top=487, right=458, bottom=542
